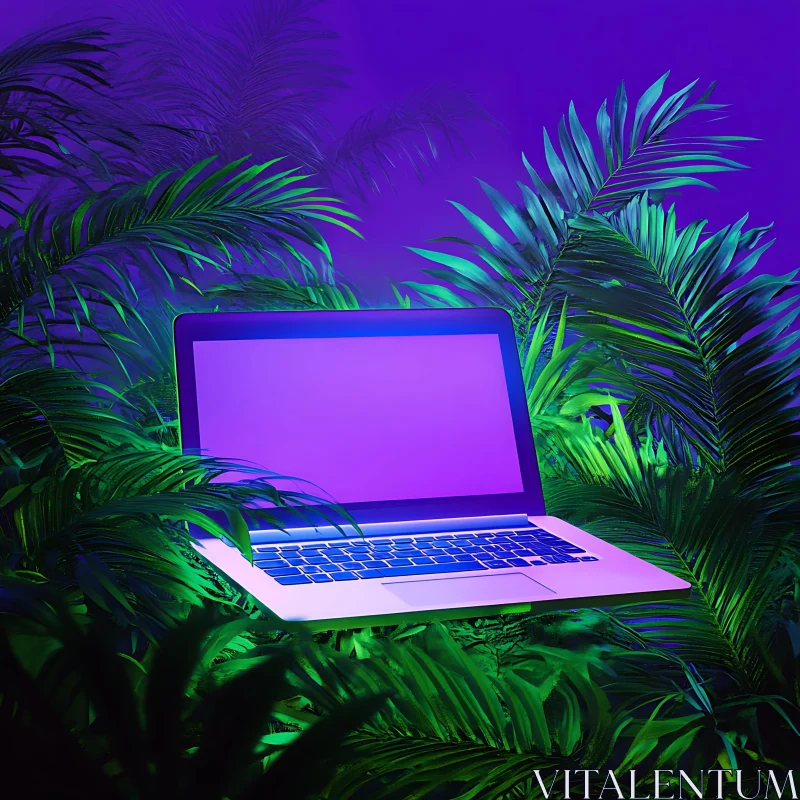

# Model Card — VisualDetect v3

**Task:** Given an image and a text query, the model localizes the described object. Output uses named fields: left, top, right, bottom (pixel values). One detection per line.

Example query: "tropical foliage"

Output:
left=103, top=0, right=492, bottom=193
left=0, top=11, right=798, bottom=800
left=402, top=71, right=800, bottom=781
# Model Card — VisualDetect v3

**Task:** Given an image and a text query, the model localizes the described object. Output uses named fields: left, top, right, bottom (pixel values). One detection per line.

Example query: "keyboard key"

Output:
left=253, top=545, right=278, bottom=551
left=363, top=560, right=389, bottom=569
left=579, top=556, right=599, bottom=562
left=255, top=559, right=288, bottom=569
left=392, top=538, right=413, bottom=543
left=301, top=566, right=321, bottom=573
left=331, top=571, right=359, bottom=581
left=372, top=545, right=392, bottom=551
left=305, top=556, right=329, bottom=565
left=338, top=561, right=361, bottom=571
left=436, top=534, right=455, bottom=540
left=556, top=545, right=586, bottom=554
left=444, top=547, right=464, bottom=555
left=253, top=551, right=282, bottom=561
left=454, top=554, right=478, bottom=562
left=356, top=569, right=383, bottom=579
left=285, top=558, right=306, bottom=566
left=300, top=542, right=325, bottom=549
left=543, top=555, right=567, bottom=563
left=483, top=560, right=510, bottom=569
left=506, top=558, right=529, bottom=567
left=320, top=564, right=342, bottom=573
left=277, top=545, right=300, bottom=551
left=512, top=550, right=534, bottom=557
left=530, top=560, right=547, bottom=566
left=310, top=573, right=333, bottom=583
left=433, top=555, right=456, bottom=563
left=415, top=536, right=435, bottom=541
left=329, top=554, right=352, bottom=563
left=411, top=556, right=434, bottom=565
left=387, top=558, right=413, bottom=566
left=275, top=575, right=312, bottom=585
left=461, top=546, right=485, bottom=554
left=347, top=553, right=373, bottom=561
left=378, top=562, right=487, bottom=578
left=265, top=567, right=302, bottom=577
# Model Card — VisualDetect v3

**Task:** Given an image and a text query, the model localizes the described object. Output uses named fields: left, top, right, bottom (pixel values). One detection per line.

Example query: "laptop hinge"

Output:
left=247, top=513, right=532, bottom=544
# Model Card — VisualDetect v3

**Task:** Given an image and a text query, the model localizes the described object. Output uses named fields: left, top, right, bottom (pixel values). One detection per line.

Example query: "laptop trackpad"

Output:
left=383, top=572, right=555, bottom=608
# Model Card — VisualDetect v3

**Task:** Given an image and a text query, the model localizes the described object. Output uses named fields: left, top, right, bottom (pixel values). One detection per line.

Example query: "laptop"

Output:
left=174, top=307, right=690, bottom=630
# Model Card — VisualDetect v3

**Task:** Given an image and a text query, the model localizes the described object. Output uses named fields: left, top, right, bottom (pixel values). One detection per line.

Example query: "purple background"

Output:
left=4, top=0, right=797, bottom=298
left=192, top=333, right=524, bottom=501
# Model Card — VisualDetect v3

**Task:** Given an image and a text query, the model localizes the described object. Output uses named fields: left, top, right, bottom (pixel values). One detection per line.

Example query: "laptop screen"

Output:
left=191, top=333, right=525, bottom=505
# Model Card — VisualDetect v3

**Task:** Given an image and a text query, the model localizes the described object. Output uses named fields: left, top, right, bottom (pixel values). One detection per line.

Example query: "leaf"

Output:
left=1, top=158, right=356, bottom=372
left=404, top=74, right=749, bottom=315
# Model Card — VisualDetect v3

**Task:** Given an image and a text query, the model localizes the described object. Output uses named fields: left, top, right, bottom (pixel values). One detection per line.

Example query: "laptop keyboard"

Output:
left=251, top=527, right=598, bottom=585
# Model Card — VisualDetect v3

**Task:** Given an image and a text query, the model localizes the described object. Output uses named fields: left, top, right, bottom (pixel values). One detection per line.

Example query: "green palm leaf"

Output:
left=0, top=23, right=138, bottom=214
left=545, top=405, right=792, bottom=691
left=0, top=367, right=143, bottom=467
left=1, top=440, right=354, bottom=635
left=206, top=258, right=362, bottom=312
left=0, top=156, right=360, bottom=369
left=288, top=625, right=620, bottom=799
left=522, top=298, right=630, bottom=435
left=0, top=597, right=383, bottom=799
left=561, top=196, right=799, bottom=493
left=406, top=73, right=751, bottom=318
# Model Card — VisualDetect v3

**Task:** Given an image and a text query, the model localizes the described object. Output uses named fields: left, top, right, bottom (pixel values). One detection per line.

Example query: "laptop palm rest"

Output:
left=382, top=572, right=555, bottom=608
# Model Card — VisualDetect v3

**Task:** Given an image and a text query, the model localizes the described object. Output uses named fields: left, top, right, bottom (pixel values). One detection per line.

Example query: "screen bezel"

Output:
left=174, top=307, right=546, bottom=527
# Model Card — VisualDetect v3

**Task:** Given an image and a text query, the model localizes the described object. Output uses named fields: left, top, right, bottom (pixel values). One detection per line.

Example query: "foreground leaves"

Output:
left=546, top=405, right=793, bottom=693
left=0, top=598, right=384, bottom=800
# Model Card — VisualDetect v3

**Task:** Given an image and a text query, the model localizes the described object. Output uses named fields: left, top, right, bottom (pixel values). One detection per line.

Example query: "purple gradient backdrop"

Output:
left=4, top=0, right=798, bottom=297
left=192, top=334, right=524, bottom=502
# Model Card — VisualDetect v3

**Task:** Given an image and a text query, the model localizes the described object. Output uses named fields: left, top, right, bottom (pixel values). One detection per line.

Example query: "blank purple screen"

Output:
left=191, top=334, right=524, bottom=504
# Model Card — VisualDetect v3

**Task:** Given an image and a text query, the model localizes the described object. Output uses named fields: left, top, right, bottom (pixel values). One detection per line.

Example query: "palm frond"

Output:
left=0, top=156, right=359, bottom=371
left=327, top=86, right=495, bottom=199
left=114, top=0, right=345, bottom=173
left=0, top=367, right=140, bottom=466
left=1, top=434, right=355, bottom=636
left=288, top=624, right=619, bottom=799
left=111, top=2, right=491, bottom=196
left=406, top=73, right=751, bottom=317
left=0, top=21, right=142, bottom=214
left=206, top=259, right=362, bottom=312
left=521, top=298, right=631, bottom=435
left=545, top=404, right=792, bottom=691
left=0, top=597, right=383, bottom=798
left=561, top=196, right=800, bottom=492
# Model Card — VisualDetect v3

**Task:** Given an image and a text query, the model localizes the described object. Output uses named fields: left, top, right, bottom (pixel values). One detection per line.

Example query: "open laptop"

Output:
left=174, top=308, right=690, bottom=630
